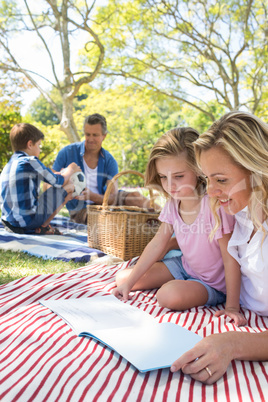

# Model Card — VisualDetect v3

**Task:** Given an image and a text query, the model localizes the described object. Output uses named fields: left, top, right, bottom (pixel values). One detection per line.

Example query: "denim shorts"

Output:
left=162, top=255, right=226, bottom=306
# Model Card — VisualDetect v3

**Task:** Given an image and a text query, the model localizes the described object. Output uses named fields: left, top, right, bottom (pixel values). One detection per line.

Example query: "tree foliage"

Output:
left=28, top=90, right=62, bottom=126
left=0, top=72, right=28, bottom=170
left=0, top=69, right=64, bottom=170
left=28, top=86, right=89, bottom=126
left=0, top=110, right=21, bottom=170
left=96, top=0, right=268, bottom=120
left=0, top=0, right=107, bottom=143
left=1, top=0, right=266, bottom=182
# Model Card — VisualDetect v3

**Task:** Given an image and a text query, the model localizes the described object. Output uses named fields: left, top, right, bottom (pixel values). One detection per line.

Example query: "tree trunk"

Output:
left=60, top=95, right=80, bottom=143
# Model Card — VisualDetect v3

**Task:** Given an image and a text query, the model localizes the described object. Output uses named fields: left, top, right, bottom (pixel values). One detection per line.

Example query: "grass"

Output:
left=0, top=190, right=163, bottom=286
left=0, top=249, right=84, bottom=285
left=0, top=208, right=85, bottom=285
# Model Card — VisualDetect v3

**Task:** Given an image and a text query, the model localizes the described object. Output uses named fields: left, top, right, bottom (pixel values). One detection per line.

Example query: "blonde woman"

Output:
left=171, top=111, right=268, bottom=383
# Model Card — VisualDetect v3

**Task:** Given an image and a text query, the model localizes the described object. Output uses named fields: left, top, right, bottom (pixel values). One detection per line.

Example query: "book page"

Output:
left=90, top=321, right=202, bottom=372
left=41, top=295, right=155, bottom=335
left=41, top=295, right=202, bottom=372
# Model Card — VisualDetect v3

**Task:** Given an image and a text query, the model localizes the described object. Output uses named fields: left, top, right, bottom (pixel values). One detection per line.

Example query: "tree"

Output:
left=0, top=0, right=106, bottom=143
left=28, top=90, right=61, bottom=126
left=97, top=0, right=268, bottom=121
left=0, top=71, right=29, bottom=170
left=28, top=86, right=89, bottom=126
left=178, top=101, right=226, bottom=133
left=0, top=110, right=21, bottom=171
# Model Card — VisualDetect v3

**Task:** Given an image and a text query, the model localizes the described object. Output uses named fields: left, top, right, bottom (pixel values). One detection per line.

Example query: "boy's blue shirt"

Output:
left=52, top=141, right=118, bottom=211
left=0, top=151, right=64, bottom=227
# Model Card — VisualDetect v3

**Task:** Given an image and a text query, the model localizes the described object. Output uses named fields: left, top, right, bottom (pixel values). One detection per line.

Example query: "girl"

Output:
left=171, top=111, right=268, bottom=384
left=113, top=127, right=246, bottom=323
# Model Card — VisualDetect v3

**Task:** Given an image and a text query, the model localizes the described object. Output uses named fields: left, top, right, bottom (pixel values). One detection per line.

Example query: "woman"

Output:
left=170, top=111, right=268, bottom=384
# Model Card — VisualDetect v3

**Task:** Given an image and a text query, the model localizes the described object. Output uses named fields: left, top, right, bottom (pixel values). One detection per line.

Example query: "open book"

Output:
left=40, top=295, right=202, bottom=373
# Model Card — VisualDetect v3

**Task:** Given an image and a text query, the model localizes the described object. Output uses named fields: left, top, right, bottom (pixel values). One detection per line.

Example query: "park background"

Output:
left=0, top=0, right=267, bottom=186
left=0, top=0, right=267, bottom=282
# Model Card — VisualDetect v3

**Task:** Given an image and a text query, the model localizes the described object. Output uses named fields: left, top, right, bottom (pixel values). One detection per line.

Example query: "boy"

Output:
left=0, top=123, right=80, bottom=234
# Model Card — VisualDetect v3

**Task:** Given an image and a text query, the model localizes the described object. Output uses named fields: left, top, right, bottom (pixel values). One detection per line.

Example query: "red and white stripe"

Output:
left=0, top=260, right=267, bottom=402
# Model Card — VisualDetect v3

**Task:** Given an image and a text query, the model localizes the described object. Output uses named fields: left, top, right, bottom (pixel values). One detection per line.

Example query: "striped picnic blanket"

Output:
left=0, top=216, right=105, bottom=262
left=1, top=259, right=267, bottom=402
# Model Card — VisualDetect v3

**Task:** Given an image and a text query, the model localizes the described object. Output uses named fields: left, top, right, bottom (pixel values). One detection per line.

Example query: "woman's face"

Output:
left=199, top=147, right=252, bottom=215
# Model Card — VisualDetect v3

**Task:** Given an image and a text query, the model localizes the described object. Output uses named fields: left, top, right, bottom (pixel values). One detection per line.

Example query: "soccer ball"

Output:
left=70, top=171, right=86, bottom=196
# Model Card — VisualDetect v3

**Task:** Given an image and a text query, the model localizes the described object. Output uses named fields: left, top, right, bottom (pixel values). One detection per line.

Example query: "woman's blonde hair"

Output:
left=145, top=127, right=206, bottom=197
left=194, top=111, right=268, bottom=235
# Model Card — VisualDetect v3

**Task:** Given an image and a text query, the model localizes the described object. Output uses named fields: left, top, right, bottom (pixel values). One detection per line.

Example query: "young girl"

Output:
left=113, top=128, right=246, bottom=324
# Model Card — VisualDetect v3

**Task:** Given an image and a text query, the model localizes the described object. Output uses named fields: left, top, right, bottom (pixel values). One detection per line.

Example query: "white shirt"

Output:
left=83, top=159, right=99, bottom=204
left=228, top=207, right=268, bottom=316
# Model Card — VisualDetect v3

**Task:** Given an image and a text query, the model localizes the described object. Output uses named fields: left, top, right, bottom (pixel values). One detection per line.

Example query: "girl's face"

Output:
left=156, top=153, right=198, bottom=200
left=199, top=146, right=252, bottom=215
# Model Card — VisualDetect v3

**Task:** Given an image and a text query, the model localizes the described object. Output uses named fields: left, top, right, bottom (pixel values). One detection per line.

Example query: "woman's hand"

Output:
left=215, top=308, right=247, bottom=327
left=170, top=332, right=236, bottom=384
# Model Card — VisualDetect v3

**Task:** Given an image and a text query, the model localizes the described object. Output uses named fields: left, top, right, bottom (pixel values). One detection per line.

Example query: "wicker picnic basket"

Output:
left=87, top=170, right=161, bottom=260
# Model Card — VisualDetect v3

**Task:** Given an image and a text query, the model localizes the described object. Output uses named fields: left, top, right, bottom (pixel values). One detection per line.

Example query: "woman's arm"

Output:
left=217, top=233, right=247, bottom=326
left=170, top=330, right=268, bottom=384
left=112, top=222, right=173, bottom=300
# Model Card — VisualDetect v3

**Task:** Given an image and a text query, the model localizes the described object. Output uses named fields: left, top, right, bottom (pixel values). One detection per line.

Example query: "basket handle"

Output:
left=102, top=169, right=155, bottom=208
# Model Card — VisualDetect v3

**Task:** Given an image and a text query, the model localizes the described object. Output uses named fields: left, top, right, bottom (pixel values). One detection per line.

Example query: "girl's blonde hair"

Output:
left=145, top=127, right=206, bottom=197
left=194, top=111, right=268, bottom=235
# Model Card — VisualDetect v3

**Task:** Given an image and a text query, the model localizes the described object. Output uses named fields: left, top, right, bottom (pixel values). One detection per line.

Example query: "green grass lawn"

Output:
left=0, top=249, right=84, bottom=285
left=0, top=208, right=85, bottom=285
left=0, top=192, right=162, bottom=286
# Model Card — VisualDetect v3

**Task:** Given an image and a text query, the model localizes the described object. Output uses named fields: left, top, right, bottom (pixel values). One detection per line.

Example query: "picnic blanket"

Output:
left=0, top=216, right=105, bottom=262
left=1, top=259, right=267, bottom=402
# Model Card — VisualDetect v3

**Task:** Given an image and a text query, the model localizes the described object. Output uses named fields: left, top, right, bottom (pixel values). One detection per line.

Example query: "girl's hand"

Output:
left=112, top=283, right=132, bottom=301
left=215, top=308, right=247, bottom=327
left=170, top=332, right=236, bottom=384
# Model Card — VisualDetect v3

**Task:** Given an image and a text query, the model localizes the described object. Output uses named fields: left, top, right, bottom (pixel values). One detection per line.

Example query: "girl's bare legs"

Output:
left=115, top=261, right=174, bottom=290
left=116, top=264, right=209, bottom=310
left=156, top=280, right=208, bottom=310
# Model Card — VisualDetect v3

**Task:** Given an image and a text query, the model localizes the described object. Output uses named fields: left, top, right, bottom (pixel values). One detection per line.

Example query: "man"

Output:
left=53, top=113, right=154, bottom=224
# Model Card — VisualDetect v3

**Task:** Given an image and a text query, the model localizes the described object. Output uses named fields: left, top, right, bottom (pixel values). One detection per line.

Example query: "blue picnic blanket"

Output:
left=0, top=216, right=105, bottom=262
